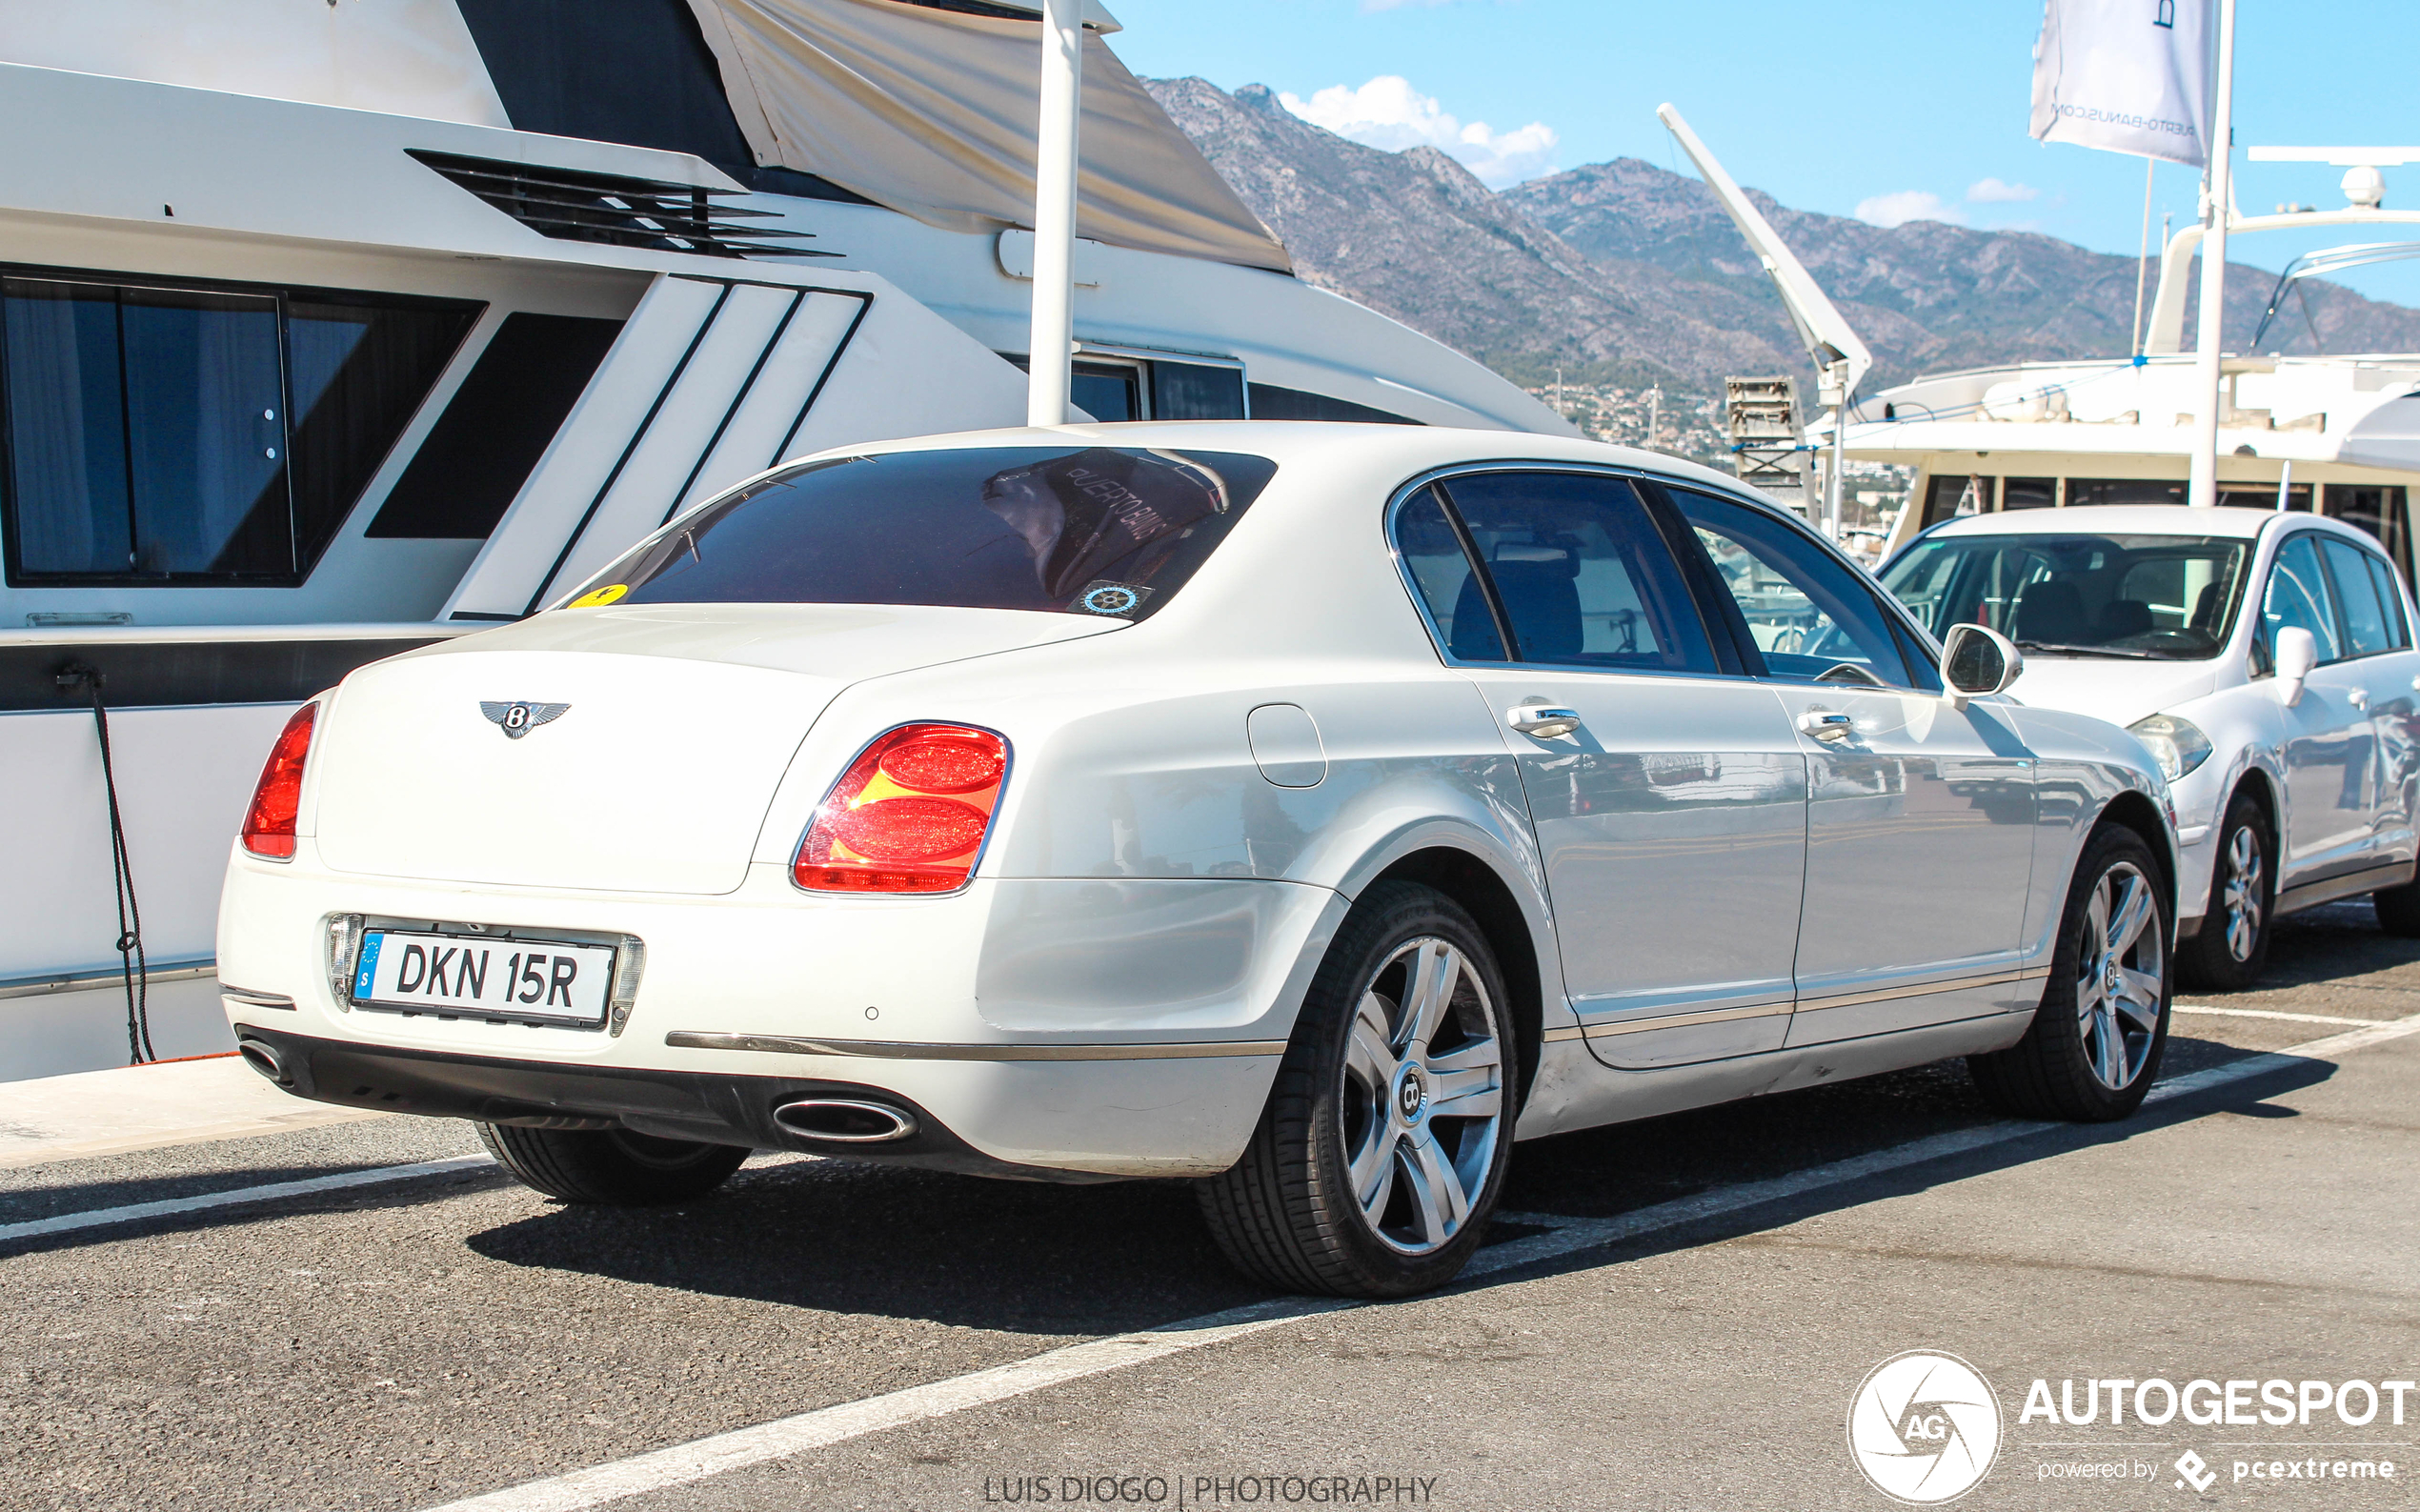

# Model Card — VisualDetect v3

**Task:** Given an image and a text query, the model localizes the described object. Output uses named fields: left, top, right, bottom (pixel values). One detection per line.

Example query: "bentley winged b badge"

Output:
left=480, top=700, right=571, bottom=739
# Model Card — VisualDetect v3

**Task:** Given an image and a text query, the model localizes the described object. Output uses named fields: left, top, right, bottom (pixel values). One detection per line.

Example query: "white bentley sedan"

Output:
left=220, top=423, right=2174, bottom=1298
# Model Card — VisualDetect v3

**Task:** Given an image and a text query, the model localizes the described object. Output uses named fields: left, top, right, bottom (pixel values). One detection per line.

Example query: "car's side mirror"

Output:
left=2273, top=625, right=2318, bottom=706
left=1940, top=623, right=2023, bottom=709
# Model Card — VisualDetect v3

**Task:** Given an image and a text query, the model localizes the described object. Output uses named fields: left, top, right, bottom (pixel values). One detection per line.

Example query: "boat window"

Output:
left=1246, top=382, right=1419, bottom=425
left=1670, top=489, right=1911, bottom=686
left=1393, top=486, right=1505, bottom=661
left=572, top=445, right=1275, bottom=622
left=368, top=313, right=623, bottom=538
left=2322, top=538, right=2396, bottom=657
left=1071, top=362, right=1141, bottom=423
left=2001, top=477, right=2056, bottom=511
left=1882, top=531, right=2249, bottom=662
left=1918, top=474, right=1987, bottom=530
left=2068, top=478, right=2187, bottom=508
left=1151, top=361, right=1247, bottom=421
left=2264, top=535, right=2344, bottom=665
left=1426, top=472, right=1718, bottom=675
left=0, top=273, right=478, bottom=586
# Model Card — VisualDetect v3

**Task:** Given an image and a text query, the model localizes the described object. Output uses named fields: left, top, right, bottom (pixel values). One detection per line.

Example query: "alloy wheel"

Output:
left=1339, top=937, right=1505, bottom=1254
left=2076, top=859, right=2166, bottom=1091
left=2221, top=824, right=2266, bottom=963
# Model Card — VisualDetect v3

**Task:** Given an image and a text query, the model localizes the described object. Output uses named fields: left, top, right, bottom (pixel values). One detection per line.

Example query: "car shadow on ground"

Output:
left=2209, top=897, right=2420, bottom=994
left=450, top=1033, right=2303, bottom=1332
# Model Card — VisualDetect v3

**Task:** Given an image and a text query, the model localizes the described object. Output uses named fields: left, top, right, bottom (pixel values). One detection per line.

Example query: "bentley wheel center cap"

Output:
left=1397, top=1069, right=1426, bottom=1121
left=2103, top=959, right=2123, bottom=996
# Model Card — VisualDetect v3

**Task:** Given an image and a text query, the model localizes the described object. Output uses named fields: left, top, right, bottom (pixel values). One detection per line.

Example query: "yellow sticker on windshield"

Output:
left=567, top=584, right=629, bottom=608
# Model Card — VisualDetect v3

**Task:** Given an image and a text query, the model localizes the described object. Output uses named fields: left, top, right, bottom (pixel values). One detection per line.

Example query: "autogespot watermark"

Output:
left=979, top=1474, right=1442, bottom=1505
left=1848, top=1352, right=2415, bottom=1502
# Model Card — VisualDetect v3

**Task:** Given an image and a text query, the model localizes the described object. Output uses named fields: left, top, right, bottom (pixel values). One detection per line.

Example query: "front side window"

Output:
left=1, top=272, right=478, bottom=585
left=575, top=446, right=1275, bottom=621
left=1882, top=532, right=2249, bottom=662
left=2265, top=534, right=2343, bottom=664
left=2322, top=538, right=2394, bottom=658
left=1674, top=489, right=1911, bottom=686
left=1415, top=471, right=1717, bottom=675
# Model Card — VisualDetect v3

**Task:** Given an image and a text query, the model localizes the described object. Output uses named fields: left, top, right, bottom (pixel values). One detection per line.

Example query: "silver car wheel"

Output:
left=2221, top=823, right=2266, bottom=963
left=1339, top=937, right=1505, bottom=1256
left=2075, top=859, right=2166, bottom=1091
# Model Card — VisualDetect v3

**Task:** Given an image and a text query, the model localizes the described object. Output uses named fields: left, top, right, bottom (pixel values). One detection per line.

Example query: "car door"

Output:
left=1662, top=486, right=2040, bottom=1045
left=1394, top=470, right=1808, bottom=1068
left=2318, top=535, right=2420, bottom=873
left=2263, top=533, right=2380, bottom=891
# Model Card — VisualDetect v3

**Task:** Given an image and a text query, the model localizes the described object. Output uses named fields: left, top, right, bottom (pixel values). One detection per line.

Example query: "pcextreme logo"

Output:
left=1848, top=1351, right=2005, bottom=1504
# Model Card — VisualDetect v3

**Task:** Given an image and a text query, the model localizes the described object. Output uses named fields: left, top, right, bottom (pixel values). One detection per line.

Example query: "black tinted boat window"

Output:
left=573, top=446, right=1276, bottom=620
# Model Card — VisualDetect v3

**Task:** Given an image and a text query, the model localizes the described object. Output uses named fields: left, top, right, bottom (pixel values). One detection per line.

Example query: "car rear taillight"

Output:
left=795, top=724, right=1008, bottom=894
left=241, top=703, right=319, bottom=859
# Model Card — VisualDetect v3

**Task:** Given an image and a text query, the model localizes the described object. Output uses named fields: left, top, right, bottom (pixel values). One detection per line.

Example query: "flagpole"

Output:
left=1026, top=0, right=1083, bottom=427
left=2187, top=0, right=2238, bottom=509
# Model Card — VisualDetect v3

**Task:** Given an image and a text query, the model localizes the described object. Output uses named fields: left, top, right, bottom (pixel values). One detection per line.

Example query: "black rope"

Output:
left=57, top=663, right=152, bottom=1064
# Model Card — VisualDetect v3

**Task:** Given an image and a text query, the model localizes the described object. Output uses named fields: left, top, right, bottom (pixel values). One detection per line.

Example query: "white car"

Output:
left=220, top=423, right=2174, bottom=1298
left=1883, top=505, right=2420, bottom=991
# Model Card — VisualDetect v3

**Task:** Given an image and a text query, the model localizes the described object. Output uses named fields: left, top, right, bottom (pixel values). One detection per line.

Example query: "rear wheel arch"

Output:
left=1360, top=847, right=1543, bottom=1107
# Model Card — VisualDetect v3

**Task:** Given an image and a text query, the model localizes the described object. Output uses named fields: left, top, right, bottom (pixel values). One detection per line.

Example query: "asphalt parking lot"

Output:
left=7, top=900, right=2418, bottom=1512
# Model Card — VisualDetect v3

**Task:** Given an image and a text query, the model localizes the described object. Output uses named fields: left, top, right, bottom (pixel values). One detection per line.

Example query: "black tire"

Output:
left=476, top=1122, right=749, bottom=1204
left=1969, top=824, right=2172, bottom=1121
left=1198, top=881, right=1517, bottom=1298
left=2374, top=877, right=2420, bottom=937
left=2178, top=793, right=2273, bottom=991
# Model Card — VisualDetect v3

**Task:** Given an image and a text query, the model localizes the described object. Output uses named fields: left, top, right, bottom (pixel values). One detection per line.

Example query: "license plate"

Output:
left=352, top=930, right=615, bottom=1026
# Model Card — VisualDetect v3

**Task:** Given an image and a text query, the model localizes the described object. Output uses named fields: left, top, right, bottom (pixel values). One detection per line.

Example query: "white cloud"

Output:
left=1854, top=190, right=1966, bottom=229
left=1966, top=177, right=2039, bottom=204
left=1279, top=75, right=1560, bottom=189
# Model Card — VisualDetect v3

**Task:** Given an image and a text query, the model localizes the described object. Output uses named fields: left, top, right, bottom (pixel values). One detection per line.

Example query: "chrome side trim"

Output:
left=1793, top=966, right=2048, bottom=1014
left=219, top=984, right=296, bottom=1009
left=1581, top=999, right=1795, bottom=1039
left=2276, top=860, right=2416, bottom=917
left=1541, top=1025, right=1586, bottom=1043
left=666, top=1031, right=1287, bottom=1061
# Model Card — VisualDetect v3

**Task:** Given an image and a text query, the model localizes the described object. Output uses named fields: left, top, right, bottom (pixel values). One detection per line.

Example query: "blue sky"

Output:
left=1108, top=0, right=2420, bottom=308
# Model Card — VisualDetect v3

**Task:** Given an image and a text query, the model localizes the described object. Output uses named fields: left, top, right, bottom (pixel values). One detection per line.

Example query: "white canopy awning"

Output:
left=686, top=0, right=1291, bottom=273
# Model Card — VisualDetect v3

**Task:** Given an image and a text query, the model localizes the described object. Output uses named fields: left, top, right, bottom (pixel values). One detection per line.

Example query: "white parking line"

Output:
left=414, top=1010, right=2420, bottom=1512
left=0, top=1154, right=498, bottom=1245
left=2172, top=1003, right=2383, bottom=1027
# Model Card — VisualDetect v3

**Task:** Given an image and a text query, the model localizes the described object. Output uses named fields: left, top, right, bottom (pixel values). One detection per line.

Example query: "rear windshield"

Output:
left=564, top=446, right=1278, bottom=621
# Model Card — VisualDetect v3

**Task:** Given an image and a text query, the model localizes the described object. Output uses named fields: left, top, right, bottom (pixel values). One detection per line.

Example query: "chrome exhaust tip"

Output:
left=771, top=1098, right=918, bottom=1143
left=237, top=1038, right=292, bottom=1086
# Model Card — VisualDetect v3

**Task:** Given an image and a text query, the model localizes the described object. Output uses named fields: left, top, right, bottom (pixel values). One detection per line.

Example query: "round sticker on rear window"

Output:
left=1074, top=581, right=1154, bottom=615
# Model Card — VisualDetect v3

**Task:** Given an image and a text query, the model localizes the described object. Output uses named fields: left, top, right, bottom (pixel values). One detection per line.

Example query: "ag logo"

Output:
left=1847, top=1350, right=2003, bottom=1504
left=479, top=700, right=571, bottom=740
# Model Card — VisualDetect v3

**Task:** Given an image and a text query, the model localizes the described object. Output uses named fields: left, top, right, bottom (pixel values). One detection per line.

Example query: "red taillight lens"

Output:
left=241, top=703, right=319, bottom=859
left=796, top=724, right=1008, bottom=893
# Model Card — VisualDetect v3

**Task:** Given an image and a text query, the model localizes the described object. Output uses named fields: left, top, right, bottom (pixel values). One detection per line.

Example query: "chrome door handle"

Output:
left=2349, top=688, right=2370, bottom=710
left=1507, top=706, right=1583, bottom=737
left=1797, top=710, right=1856, bottom=741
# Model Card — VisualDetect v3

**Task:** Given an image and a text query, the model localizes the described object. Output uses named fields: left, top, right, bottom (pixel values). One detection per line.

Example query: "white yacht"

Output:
left=0, top=0, right=1563, bottom=1079
left=1865, top=178, right=2420, bottom=578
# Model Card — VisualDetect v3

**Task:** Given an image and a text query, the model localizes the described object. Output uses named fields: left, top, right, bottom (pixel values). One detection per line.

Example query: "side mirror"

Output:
left=2273, top=625, right=2318, bottom=706
left=1941, top=623, right=2024, bottom=708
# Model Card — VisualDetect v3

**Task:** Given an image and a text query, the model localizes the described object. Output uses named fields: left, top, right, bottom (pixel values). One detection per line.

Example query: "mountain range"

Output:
left=1146, top=77, right=2420, bottom=397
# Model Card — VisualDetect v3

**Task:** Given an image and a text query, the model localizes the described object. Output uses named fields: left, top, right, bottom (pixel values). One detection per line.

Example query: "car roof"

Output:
left=793, top=420, right=1765, bottom=502
left=1919, top=504, right=2319, bottom=543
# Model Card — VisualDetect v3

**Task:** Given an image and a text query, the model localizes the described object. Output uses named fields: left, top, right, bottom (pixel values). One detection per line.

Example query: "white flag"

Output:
left=2030, top=0, right=2213, bottom=168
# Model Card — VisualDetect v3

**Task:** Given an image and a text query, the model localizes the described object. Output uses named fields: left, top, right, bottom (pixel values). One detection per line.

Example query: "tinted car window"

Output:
left=2266, top=535, right=2343, bottom=664
left=1435, top=472, right=1717, bottom=675
left=568, top=447, right=1276, bottom=621
left=1672, top=489, right=1911, bottom=686
left=1394, top=485, right=1505, bottom=661
left=2323, top=538, right=2394, bottom=657
left=2367, top=553, right=2411, bottom=649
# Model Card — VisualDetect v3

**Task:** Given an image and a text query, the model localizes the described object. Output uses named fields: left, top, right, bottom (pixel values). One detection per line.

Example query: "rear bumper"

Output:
left=238, top=1023, right=1133, bottom=1183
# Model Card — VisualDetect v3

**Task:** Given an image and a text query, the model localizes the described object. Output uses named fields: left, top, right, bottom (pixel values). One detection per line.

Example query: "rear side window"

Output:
left=1417, top=471, right=1718, bottom=675
left=570, top=447, right=1276, bottom=620
left=2367, top=553, right=2412, bottom=648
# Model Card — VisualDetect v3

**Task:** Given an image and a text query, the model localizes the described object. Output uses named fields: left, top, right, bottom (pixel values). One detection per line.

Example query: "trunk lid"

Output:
left=313, top=605, right=1115, bottom=894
